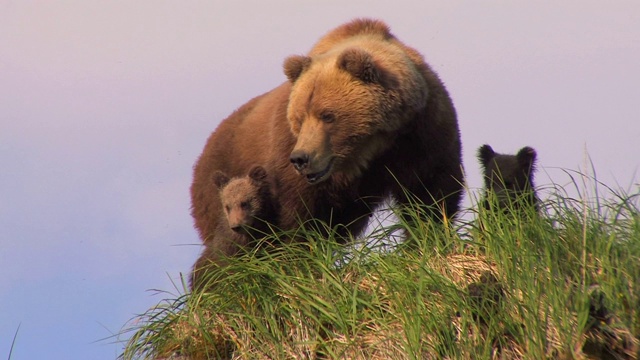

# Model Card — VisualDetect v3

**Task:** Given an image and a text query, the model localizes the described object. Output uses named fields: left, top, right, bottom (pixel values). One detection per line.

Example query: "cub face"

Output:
left=213, top=166, right=269, bottom=233
left=478, top=144, right=538, bottom=211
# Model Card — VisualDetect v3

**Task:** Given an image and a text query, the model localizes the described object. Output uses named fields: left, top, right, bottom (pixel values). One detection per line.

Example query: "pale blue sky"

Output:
left=1, top=2, right=639, bottom=359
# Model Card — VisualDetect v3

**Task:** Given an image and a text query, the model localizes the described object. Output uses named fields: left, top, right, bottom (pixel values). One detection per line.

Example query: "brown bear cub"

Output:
left=215, top=165, right=280, bottom=238
left=477, top=144, right=539, bottom=213
left=190, top=165, right=279, bottom=290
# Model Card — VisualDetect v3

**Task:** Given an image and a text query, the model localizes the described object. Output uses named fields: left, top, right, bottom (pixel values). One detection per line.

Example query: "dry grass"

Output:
left=120, top=178, right=640, bottom=360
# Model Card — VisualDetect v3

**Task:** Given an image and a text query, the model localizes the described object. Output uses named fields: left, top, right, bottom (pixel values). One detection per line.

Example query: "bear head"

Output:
left=213, top=166, right=271, bottom=233
left=283, top=35, right=429, bottom=184
left=477, top=144, right=538, bottom=211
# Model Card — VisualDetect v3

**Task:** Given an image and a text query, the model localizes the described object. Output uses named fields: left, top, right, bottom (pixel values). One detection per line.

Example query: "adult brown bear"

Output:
left=190, top=19, right=463, bottom=274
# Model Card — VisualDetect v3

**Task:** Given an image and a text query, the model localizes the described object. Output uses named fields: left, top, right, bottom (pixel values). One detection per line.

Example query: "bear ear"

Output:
left=213, top=171, right=230, bottom=189
left=338, top=48, right=380, bottom=83
left=477, top=144, right=496, bottom=167
left=517, top=146, right=537, bottom=171
left=283, top=55, right=312, bottom=83
left=248, top=165, right=267, bottom=182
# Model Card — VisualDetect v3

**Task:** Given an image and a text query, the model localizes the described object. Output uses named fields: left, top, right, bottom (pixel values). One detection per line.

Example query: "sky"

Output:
left=1, top=1, right=639, bottom=359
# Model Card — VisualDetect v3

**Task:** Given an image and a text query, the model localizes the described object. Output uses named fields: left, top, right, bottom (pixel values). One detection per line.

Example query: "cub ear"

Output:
left=338, top=48, right=380, bottom=83
left=248, top=165, right=267, bottom=182
left=283, top=55, right=312, bottom=83
left=477, top=144, right=496, bottom=168
left=213, top=171, right=230, bottom=189
left=517, top=146, right=537, bottom=170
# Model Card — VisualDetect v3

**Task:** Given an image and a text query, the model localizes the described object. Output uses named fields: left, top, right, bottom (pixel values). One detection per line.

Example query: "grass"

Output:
left=118, top=174, right=640, bottom=359
left=7, top=323, right=20, bottom=360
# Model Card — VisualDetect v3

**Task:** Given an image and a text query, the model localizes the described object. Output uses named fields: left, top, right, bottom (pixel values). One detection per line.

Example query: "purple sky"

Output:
left=1, top=2, right=638, bottom=359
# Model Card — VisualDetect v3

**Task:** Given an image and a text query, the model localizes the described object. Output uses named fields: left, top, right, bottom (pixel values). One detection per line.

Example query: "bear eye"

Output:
left=225, top=205, right=231, bottom=213
left=240, top=201, right=251, bottom=210
left=319, top=111, right=335, bottom=123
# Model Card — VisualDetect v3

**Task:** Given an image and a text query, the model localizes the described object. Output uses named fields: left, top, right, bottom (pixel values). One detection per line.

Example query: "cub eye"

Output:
left=225, top=205, right=231, bottom=213
left=240, top=201, right=251, bottom=210
left=319, top=112, right=335, bottom=123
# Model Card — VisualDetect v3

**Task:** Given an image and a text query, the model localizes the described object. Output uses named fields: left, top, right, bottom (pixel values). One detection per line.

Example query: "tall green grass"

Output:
left=119, top=175, right=639, bottom=359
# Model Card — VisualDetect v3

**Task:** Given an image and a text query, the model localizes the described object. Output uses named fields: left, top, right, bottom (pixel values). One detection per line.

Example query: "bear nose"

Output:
left=289, top=150, right=309, bottom=171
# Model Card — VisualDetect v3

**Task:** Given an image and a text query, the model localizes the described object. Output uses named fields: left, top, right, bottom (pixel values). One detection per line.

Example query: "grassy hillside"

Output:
left=119, top=177, right=639, bottom=359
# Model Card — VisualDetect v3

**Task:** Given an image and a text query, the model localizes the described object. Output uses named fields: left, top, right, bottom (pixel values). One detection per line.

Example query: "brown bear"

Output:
left=190, top=19, right=463, bottom=271
left=477, top=144, right=539, bottom=212
left=190, top=165, right=280, bottom=289
left=215, top=165, right=280, bottom=238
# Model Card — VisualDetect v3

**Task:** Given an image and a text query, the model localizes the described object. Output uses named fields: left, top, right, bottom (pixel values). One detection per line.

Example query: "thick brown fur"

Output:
left=190, top=166, right=279, bottom=289
left=191, top=19, right=464, bottom=270
left=477, top=144, right=539, bottom=212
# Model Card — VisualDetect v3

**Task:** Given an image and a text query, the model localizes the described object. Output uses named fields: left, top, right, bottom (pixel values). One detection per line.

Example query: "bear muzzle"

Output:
left=228, top=219, right=255, bottom=236
left=289, top=150, right=334, bottom=184
left=289, top=149, right=309, bottom=172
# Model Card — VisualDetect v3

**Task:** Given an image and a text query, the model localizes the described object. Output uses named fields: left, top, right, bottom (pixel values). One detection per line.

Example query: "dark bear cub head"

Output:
left=213, top=165, right=279, bottom=236
left=477, top=144, right=539, bottom=213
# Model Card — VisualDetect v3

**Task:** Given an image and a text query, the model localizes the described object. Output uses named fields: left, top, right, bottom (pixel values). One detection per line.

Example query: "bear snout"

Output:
left=289, top=150, right=335, bottom=184
left=290, top=150, right=309, bottom=172
left=227, top=211, right=245, bottom=230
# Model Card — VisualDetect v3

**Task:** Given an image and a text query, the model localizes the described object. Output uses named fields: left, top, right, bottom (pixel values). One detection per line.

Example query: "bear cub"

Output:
left=477, top=144, right=539, bottom=213
left=191, top=165, right=280, bottom=290
left=214, top=165, right=280, bottom=238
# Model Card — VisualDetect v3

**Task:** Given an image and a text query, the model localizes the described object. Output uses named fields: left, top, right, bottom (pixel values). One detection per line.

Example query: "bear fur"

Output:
left=190, top=19, right=463, bottom=271
left=190, top=165, right=279, bottom=289
left=477, top=144, right=539, bottom=212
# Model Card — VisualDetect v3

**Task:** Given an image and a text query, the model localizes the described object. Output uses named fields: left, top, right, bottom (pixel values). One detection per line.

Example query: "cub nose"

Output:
left=289, top=150, right=309, bottom=171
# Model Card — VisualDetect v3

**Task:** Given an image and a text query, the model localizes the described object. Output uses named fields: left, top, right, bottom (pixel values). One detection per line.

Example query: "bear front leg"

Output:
left=390, top=167, right=464, bottom=247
